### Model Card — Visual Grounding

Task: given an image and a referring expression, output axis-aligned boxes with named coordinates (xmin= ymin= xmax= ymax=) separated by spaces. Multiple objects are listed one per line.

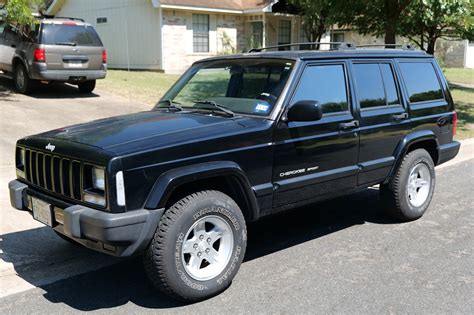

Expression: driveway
xmin=0 ymin=79 xmax=473 ymax=313
xmin=0 ymin=79 xmax=150 ymax=296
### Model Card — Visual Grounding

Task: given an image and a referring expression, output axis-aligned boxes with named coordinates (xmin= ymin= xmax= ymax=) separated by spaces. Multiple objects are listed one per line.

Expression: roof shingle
xmin=160 ymin=0 xmax=274 ymax=11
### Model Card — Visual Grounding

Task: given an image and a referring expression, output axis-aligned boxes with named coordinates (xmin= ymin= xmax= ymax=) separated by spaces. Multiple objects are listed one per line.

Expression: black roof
xmin=197 ymin=49 xmax=430 ymax=64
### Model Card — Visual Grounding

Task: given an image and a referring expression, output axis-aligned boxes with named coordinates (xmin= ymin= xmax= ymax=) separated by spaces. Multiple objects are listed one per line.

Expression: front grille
xmin=24 ymin=148 xmax=83 ymax=202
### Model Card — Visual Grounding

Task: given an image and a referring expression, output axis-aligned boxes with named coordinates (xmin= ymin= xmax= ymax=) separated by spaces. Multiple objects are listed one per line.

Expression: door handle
xmin=392 ymin=113 xmax=408 ymax=121
xmin=340 ymin=120 xmax=359 ymax=130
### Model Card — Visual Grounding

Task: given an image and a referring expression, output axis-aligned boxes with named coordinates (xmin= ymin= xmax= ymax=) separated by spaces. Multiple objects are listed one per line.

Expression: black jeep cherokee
xmin=9 ymin=46 xmax=460 ymax=302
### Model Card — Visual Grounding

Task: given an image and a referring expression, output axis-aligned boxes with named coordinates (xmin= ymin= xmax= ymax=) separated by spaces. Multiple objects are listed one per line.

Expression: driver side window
xmin=292 ymin=64 xmax=349 ymax=114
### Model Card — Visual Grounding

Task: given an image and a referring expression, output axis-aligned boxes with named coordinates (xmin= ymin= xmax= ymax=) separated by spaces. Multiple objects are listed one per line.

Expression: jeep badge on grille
xmin=45 ymin=143 xmax=55 ymax=152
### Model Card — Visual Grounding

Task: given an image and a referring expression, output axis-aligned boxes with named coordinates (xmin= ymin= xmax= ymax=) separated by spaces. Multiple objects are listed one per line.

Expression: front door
xmin=351 ymin=60 xmax=409 ymax=185
xmin=0 ymin=25 xmax=19 ymax=72
xmin=272 ymin=61 xmax=360 ymax=209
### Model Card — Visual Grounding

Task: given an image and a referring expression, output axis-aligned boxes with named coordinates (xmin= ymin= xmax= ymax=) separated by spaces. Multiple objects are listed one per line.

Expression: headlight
xmin=83 ymin=165 xmax=106 ymax=207
xmin=91 ymin=166 xmax=105 ymax=191
xmin=15 ymin=147 xmax=26 ymax=179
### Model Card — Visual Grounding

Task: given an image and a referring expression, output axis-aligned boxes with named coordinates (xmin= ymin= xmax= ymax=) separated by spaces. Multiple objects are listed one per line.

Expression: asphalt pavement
xmin=1 ymin=159 xmax=473 ymax=314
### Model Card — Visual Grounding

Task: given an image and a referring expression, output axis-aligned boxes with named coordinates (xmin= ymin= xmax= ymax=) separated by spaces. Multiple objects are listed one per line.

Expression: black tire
xmin=144 ymin=190 xmax=247 ymax=302
xmin=381 ymin=149 xmax=436 ymax=221
xmin=54 ymin=231 xmax=81 ymax=246
xmin=78 ymin=80 xmax=96 ymax=93
xmin=14 ymin=63 xmax=33 ymax=94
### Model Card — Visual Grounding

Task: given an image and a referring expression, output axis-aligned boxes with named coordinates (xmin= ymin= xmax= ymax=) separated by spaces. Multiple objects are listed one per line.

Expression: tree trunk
xmin=384 ymin=0 xmax=399 ymax=47
xmin=426 ymin=38 xmax=437 ymax=55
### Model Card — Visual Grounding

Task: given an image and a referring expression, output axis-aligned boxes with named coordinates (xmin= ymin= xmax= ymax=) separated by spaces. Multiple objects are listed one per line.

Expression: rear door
xmin=351 ymin=60 xmax=409 ymax=185
xmin=41 ymin=22 xmax=104 ymax=71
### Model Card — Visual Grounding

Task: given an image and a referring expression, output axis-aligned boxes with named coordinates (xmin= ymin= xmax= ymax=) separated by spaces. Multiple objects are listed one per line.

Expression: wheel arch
xmin=144 ymin=161 xmax=260 ymax=222
xmin=385 ymin=130 xmax=439 ymax=184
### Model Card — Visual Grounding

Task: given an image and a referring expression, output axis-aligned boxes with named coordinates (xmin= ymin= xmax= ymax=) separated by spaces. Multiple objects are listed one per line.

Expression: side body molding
xmin=144 ymin=161 xmax=260 ymax=221
xmin=385 ymin=130 xmax=439 ymax=183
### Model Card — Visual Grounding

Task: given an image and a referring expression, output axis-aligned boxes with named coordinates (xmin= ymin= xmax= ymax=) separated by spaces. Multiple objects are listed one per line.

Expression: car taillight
xmin=102 ymin=50 xmax=107 ymax=63
xmin=34 ymin=48 xmax=45 ymax=62
xmin=453 ymin=111 xmax=457 ymax=137
xmin=62 ymin=22 xmax=77 ymax=26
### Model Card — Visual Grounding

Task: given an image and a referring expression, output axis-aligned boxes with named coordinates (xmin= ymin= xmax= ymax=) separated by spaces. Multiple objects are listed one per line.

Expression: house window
xmin=193 ymin=14 xmax=209 ymax=53
xmin=250 ymin=21 xmax=263 ymax=49
xmin=96 ymin=17 xmax=107 ymax=24
xmin=278 ymin=20 xmax=291 ymax=50
xmin=331 ymin=32 xmax=344 ymax=49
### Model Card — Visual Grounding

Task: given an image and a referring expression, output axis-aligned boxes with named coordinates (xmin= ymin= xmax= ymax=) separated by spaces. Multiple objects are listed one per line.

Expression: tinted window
xmin=380 ymin=64 xmax=400 ymax=105
xmin=42 ymin=24 xmax=102 ymax=46
xmin=400 ymin=62 xmax=443 ymax=103
xmin=354 ymin=64 xmax=386 ymax=108
xmin=292 ymin=65 xmax=348 ymax=114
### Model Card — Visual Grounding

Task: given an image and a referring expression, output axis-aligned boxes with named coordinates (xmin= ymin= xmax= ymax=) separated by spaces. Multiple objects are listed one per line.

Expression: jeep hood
xmin=36 ymin=111 xmax=262 ymax=154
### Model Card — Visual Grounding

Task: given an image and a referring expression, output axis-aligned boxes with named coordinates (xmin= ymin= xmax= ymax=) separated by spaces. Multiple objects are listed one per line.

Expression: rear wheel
xmin=381 ymin=149 xmax=436 ymax=221
xmin=78 ymin=80 xmax=96 ymax=93
xmin=14 ymin=63 xmax=33 ymax=94
xmin=144 ymin=190 xmax=247 ymax=302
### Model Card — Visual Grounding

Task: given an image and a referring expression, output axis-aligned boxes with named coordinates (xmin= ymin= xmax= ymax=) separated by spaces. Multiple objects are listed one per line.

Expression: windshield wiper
xmin=55 ymin=41 xmax=77 ymax=46
xmin=193 ymin=100 xmax=235 ymax=117
xmin=156 ymin=99 xmax=183 ymax=111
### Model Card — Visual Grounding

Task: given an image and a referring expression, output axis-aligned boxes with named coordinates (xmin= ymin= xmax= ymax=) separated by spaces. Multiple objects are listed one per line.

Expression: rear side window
xmin=399 ymin=62 xmax=443 ymax=103
xmin=353 ymin=63 xmax=400 ymax=109
xmin=292 ymin=64 xmax=349 ymax=114
xmin=41 ymin=24 xmax=102 ymax=46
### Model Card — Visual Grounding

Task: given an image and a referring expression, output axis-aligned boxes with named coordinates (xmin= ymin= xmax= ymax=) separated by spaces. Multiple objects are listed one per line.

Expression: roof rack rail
xmin=41 ymin=15 xmax=85 ymax=22
xmin=356 ymin=44 xmax=415 ymax=50
xmin=248 ymin=42 xmax=356 ymax=53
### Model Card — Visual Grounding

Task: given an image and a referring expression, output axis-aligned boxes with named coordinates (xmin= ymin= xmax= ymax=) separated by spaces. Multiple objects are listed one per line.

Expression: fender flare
xmin=144 ymin=161 xmax=260 ymax=221
xmin=385 ymin=130 xmax=439 ymax=183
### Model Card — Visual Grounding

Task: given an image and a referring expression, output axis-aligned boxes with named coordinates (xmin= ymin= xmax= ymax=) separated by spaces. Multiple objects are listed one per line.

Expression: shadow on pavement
xmin=2 ymin=187 xmax=400 ymax=310
xmin=0 ymin=77 xmax=99 ymax=99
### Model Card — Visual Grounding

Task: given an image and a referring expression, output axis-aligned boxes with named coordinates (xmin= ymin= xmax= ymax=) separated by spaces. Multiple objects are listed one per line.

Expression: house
xmin=46 ymin=0 xmax=472 ymax=73
xmin=46 ymin=0 xmax=323 ymax=73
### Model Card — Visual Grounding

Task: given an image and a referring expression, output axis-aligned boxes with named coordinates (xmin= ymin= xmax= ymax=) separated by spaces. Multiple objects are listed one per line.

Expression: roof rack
xmin=38 ymin=15 xmax=85 ymax=22
xmin=352 ymin=44 xmax=415 ymax=50
xmin=248 ymin=42 xmax=356 ymax=53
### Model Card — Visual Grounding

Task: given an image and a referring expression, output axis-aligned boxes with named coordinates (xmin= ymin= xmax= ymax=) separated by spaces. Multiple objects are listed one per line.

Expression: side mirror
xmin=286 ymin=100 xmax=323 ymax=122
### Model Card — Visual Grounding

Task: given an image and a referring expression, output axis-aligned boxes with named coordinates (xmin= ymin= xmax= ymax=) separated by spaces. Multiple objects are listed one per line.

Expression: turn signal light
xmin=453 ymin=111 xmax=457 ymax=137
xmin=34 ymin=48 xmax=45 ymax=62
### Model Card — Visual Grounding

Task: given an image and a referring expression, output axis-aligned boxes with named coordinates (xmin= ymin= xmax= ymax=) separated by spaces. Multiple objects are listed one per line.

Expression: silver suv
xmin=0 ymin=16 xmax=106 ymax=94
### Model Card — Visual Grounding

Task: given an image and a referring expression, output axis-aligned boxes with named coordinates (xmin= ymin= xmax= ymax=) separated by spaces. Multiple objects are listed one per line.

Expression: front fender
xmin=144 ymin=161 xmax=259 ymax=221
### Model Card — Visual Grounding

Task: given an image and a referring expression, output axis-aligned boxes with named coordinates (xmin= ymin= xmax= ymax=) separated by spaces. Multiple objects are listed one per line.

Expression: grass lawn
xmin=443 ymin=68 xmax=474 ymax=85
xmin=97 ymin=68 xmax=474 ymax=139
xmin=97 ymin=70 xmax=180 ymax=106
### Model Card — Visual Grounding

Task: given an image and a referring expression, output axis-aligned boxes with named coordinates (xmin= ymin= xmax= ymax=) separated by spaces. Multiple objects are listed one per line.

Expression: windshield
xmin=41 ymin=24 xmax=102 ymax=46
xmin=159 ymin=59 xmax=295 ymax=117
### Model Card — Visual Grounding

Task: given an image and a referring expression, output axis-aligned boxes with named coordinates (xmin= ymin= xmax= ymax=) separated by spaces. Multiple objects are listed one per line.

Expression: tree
xmin=400 ymin=0 xmax=473 ymax=54
xmin=336 ymin=0 xmax=413 ymax=45
xmin=273 ymin=0 xmax=340 ymax=49
xmin=3 ymin=0 xmax=46 ymax=31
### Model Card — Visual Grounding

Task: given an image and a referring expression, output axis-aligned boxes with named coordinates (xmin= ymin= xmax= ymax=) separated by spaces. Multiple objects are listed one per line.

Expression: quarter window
xmin=353 ymin=63 xmax=400 ymax=109
xmin=292 ymin=64 xmax=349 ymax=114
xmin=193 ymin=14 xmax=209 ymax=53
xmin=399 ymin=62 xmax=443 ymax=103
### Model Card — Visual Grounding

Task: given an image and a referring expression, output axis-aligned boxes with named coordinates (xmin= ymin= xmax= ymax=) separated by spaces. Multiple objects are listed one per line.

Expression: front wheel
xmin=381 ymin=149 xmax=436 ymax=221
xmin=144 ymin=190 xmax=247 ymax=302
xmin=78 ymin=80 xmax=96 ymax=93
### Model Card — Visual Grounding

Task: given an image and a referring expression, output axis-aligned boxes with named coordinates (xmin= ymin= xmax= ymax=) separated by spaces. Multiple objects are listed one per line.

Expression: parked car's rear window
xmin=399 ymin=62 xmax=444 ymax=103
xmin=41 ymin=24 xmax=102 ymax=46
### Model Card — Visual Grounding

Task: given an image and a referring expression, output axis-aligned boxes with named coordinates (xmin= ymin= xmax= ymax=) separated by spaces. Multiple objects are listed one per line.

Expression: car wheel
xmin=381 ymin=149 xmax=436 ymax=221
xmin=144 ymin=190 xmax=247 ymax=302
xmin=78 ymin=80 xmax=96 ymax=93
xmin=14 ymin=63 xmax=32 ymax=94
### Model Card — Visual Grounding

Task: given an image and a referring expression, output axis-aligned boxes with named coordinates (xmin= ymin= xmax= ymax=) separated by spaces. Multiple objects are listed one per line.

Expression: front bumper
xmin=29 ymin=62 xmax=107 ymax=82
xmin=9 ymin=180 xmax=163 ymax=257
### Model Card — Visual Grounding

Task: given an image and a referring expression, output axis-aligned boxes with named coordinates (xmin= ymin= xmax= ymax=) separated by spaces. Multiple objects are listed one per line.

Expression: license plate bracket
xmin=31 ymin=197 xmax=53 ymax=227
